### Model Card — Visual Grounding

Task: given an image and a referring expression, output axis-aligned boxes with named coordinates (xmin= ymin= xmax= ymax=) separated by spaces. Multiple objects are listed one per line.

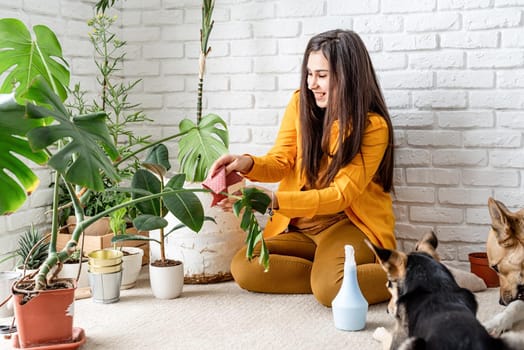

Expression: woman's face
xmin=307 ymin=50 xmax=330 ymax=108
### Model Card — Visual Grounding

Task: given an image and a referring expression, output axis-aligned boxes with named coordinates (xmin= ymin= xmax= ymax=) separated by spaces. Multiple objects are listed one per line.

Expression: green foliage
xmin=233 ymin=188 xmax=271 ymax=271
xmin=17 ymin=226 xmax=50 ymax=270
xmin=0 ymin=18 xmax=70 ymax=101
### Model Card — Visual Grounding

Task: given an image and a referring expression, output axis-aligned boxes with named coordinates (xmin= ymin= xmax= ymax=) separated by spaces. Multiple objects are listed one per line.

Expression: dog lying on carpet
xmin=482 ymin=197 xmax=524 ymax=336
xmin=367 ymin=232 xmax=523 ymax=350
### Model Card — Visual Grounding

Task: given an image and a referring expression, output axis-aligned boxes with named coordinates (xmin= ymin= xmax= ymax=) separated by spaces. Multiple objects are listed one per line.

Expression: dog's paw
xmin=484 ymin=313 xmax=512 ymax=337
xmin=373 ymin=327 xmax=389 ymax=342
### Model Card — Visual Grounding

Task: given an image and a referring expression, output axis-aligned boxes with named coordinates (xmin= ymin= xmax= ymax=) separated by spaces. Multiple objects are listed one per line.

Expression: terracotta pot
xmin=12 ymin=279 xmax=77 ymax=348
xmin=468 ymin=252 xmax=500 ymax=288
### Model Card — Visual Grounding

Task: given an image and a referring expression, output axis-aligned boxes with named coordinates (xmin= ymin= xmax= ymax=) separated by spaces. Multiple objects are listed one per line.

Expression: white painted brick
xmin=207 ymin=93 xmax=254 ymax=109
xmin=255 ymin=92 xmax=294 ymax=109
xmin=252 ymin=127 xmax=280 ymax=144
xmin=457 ymin=244 xmax=489 ymax=261
xmin=437 ymin=71 xmax=494 ymax=88
xmin=438 ymin=111 xmax=494 ymax=128
xmin=25 ymin=0 xmax=59 ymax=15
xmin=464 ymin=9 xmax=521 ymax=30
xmin=466 ymin=208 xmax=492 ymax=225
xmin=190 ymin=42 xmax=230 ymax=58
xmin=127 ymin=94 xmax=163 ymax=109
xmin=406 ymin=168 xmax=460 ymax=185
xmin=60 ymin=1 xmax=93 ymax=20
xmin=278 ymin=74 xmax=301 ymax=90
xmin=502 ymin=28 xmax=524 ymax=47
xmin=143 ymin=77 xmax=185 ymax=93
xmin=414 ymin=91 xmax=467 ymax=109
xmin=7 ymin=208 xmax=48 ymax=232
xmin=395 ymin=149 xmax=431 ymax=166
xmin=391 ymin=112 xmax=435 ymax=127
xmin=327 ymin=0 xmax=379 ymax=15
xmin=463 ymin=130 xmax=521 ymax=147
xmin=497 ymin=111 xmax=524 ymax=128
xmin=253 ymin=20 xmax=301 ymax=38
xmin=383 ymin=91 xmax=411 ymax=109
xmin=162 ymin=24 xmax=200 ymax=41
xmin=433 ymin=150 xmax=488 ymax=166
xmin=122 ymin=11 xmax=141 ymax=26
xmin=231 ymin=110 xmax=279 ymax=126
xmin=122 ymin=27 xmax=161 ymax=42
xmin=383 ymin=0 xmax=436 ymax=13
xmin=185 ymin=7 xmax=230 ymax=24
xmin=468 ymin=51 xmax=524 ymax=68
xmin=407 ymin=130 xmax=462 ymax=147
xmin=394 ymin=223 xmax=434 ymax=240
xmin=384 ymin=33 xmax=438 ymax=51
xmin=123 ymin=60 xmax=160 ymax=76
xmin=278 ymin=37 xmax=310 ymax=55
xmin=231 ymin=2 xmax=275 ymax=20
xmin=254 ymin=56 xmax=301 ymax=74
xmin=439 ymin=188 xmax=492 ymax=205
xmin=123 ymin=0 xmax=161 ymax=10
xmin=199 ymin=75 xmax=230 ymax=91
xmin=394 ymin=204 xmax=409 ymax=222
xmin=231 ymin=75 xmax=277 ymax=91
xmin=394 ymin=131 xmax=406 ymax=146
xmin=354 ymin=16 xmax=403 ymax=34
xmin=378 ymin=71 xmax=433 ymax=89
xmin=71 ymin=58 xmax=98 ymax=75
xmin=410 ymin=206 xmax=463 ymax=224
xmin=490 ymin=150 xmax=524 ymax=168
xmin=492 ymin=190 xmax=524 ymax=207
xmin=439 ymin=0 xmax=492 ymax=10
xmin=228 ymin=126 xmax=252 ymax=143
xmin=212 ymin=22 xmax=252 ymax=40
xmin=371 ymin=53 xmax=407 ymax=71
xmin=61 ymin=38 xmax=93 ymax=57
xmin=277 ymin=0 xmax=325 ymax=17
xmin=435 ymin=244 xmax=458 ymax=261
xmin=462 ymin=169 xmax=520 ymax=186
xmin=394 ymin=168 xmax=404 ymax=185
xmin=436 ymin=226 xmax=490 ymax=243
xmin=206 ymin=57 xmax=252 ymax=74
xmin=302 ymin=17 xmax=353 ymax=36
xmin=409 ymin=51 xmax=465 ymax=69
xmin=496 ymin=0 xmax=524 ymax=6
xmin=165 ymin=92 xmax=198 ymax=108
xmin=232 ymin=39 xmax=277 ymax=57
xmin=394 ymin=186 xmax=435 ymax=203
xmin=360 ymin=35 xmax=382 ymax=52
xmin=470 ymin=91 xmax=524 ymax=109
xmin=441 ymin=31 xmax=498 ymax=49
xmin=405 ymin=13 xmax=460 ymax=32
xmin=498 ymin=70 xmax=524 ymax=88
xmin=143 ymin=43 xmax=184 ymax=59
xmin=142 ymin=10 xmax=184 ymax=25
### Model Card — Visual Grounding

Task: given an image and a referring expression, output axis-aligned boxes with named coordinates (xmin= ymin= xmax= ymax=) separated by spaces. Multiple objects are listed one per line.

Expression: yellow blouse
xmin=244 ymin=90 xmax=396 ymax=249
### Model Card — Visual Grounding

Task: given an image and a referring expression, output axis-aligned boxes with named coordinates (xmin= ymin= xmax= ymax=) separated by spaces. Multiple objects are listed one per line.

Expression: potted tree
xmin=0 ymin=17 xmax=205 ymax=348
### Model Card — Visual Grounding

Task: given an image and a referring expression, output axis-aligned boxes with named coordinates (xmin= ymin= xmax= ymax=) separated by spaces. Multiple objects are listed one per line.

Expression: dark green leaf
xmin=163 ymin=190 xmax=204 ymax=232
xmin=132 ymin=214 xmax=168 ymax=231
xmin=142 ymin=144 xmax=170 ymax=177
xmin=111 ymin=233 xmax=160 ymax=245
xmin=131 ymin=169 xmax=163 ymax=216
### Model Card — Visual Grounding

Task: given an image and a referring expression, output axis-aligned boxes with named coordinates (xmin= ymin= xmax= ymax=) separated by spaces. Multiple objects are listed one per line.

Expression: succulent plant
xmin=17 ymin=226 xmax=50 ymax=270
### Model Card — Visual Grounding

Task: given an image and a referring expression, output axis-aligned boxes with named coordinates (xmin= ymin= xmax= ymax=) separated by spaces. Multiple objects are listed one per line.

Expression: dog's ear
xmin=414 ymin=231 xmax=440 ymax=261
xmin=365 ymin=240 xmax=407 ymax=280
xmin=488 ymin=197 xmax=519 ymax=247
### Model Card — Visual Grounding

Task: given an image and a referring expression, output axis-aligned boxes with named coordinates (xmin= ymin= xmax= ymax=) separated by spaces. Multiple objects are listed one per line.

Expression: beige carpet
xmin=0 ymin=268 xmax=513 ymax=349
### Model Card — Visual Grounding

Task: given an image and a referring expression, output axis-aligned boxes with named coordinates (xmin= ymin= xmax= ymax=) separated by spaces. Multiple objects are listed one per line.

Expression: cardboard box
xmin=56 ymin=228 xmax=150 ymax=266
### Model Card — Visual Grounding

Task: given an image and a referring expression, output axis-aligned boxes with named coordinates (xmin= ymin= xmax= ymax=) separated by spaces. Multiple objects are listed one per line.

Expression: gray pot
xmin=88 ymin=270 xmax=122 ymax=304
xmin=0 ymin=271 xmax=20 ymax=317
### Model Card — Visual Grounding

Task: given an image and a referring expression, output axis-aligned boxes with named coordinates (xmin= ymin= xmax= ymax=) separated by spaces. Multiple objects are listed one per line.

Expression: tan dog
xmin=483 ymin=197 xmax=524 ymax=335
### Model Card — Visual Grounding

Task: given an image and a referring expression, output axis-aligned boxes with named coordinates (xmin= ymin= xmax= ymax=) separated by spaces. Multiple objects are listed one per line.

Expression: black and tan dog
xmin=483 ymin=197 xmax=524 ymax=335
xmin=367 ymin=232 xmax=522 ymax=350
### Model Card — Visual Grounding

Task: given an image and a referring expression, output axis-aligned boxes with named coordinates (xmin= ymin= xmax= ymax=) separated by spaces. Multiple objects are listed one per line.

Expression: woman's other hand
xmin=209 ymin=154 xmax=254 ymax=177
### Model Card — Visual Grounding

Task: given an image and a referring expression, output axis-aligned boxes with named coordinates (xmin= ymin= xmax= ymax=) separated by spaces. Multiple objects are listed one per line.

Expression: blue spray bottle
xmin=332 ymin=244 xmax=368 ymax=331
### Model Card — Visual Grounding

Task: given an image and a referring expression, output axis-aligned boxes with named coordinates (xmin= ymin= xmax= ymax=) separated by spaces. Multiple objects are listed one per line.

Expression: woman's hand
xmin=209 ymin=154 xmax=254 ymax=177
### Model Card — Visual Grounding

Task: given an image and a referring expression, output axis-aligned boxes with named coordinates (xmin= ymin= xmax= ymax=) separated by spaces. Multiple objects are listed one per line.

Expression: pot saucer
xmin=12 ymin=327 xmax=85 ymax=349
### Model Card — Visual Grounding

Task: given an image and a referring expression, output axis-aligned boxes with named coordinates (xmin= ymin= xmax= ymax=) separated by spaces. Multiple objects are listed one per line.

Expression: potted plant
xmin=0 ymin=16 xmax=205 ymax=347
xmin=15 ymin=225 xmax=50 ymax=277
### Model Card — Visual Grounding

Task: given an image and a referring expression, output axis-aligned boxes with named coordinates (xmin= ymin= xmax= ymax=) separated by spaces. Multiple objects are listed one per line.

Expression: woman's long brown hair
xmin=299 ymin=29 xmax=394 ymax=192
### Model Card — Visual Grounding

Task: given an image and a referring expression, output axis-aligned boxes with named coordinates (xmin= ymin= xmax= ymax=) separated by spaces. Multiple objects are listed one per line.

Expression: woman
xmin=210 ymin=29 xmax=395 ymax=307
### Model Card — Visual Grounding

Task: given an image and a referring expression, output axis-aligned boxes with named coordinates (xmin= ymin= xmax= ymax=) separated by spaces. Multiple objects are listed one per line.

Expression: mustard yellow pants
xmin=230 ymin=219 xmax=390 ymax=307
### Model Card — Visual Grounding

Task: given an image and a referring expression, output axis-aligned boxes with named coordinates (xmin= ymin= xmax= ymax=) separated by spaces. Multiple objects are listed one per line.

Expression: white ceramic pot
xmin=149 ymin=261 xmax=183 ymax=299
xmin=0 ymin=271 xmax=20 ymax=317
xmin=150 ymin=181 xmax=246 ymax=284
xmin=57 ymin=261 xmax=89 ymax=289
xmin=121 ymin=247 xmax=144 ymax=289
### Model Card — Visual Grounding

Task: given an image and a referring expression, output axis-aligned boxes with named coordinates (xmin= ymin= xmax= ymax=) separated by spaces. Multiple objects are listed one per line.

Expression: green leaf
xmin=133 ymin=214 xmax=168 ymax=231
xmin=24 ymin=77 xmax=120 ymax=191
xmin=111 ymin=233 xmax=160 ymax=245
xmin=0 ymin=18 xmax=70 ymax=101
xmin=142 ymin=144 xmax=170 ymax=177
xmin=131 ymin=169 xmax=163 ymax=216
xmin=166 ymin=174 xmax=186 ymax=190
xmin=163 ymin=190 xmax=204 ymax=233
xmin=178 ymin=113 xmax=229 ymax=182
xmin=0 ymin=93 xmax=48 ymax=215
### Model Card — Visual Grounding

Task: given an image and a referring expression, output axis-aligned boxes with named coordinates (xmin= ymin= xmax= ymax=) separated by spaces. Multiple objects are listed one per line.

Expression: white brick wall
xmin=1 ymin=0 xmax=524 ymax=272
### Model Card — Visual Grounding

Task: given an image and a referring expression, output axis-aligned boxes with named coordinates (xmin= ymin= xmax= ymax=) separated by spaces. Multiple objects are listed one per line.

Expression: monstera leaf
xmin=24 ymin=77 xmax=119 ymax=191
xmin=0 ymin=18 xmax=69 ymax=101
xmin=178 ymin=113 xmax=228 ymax=182
xmin=0 ymin=93 xmax=48 ymax=215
